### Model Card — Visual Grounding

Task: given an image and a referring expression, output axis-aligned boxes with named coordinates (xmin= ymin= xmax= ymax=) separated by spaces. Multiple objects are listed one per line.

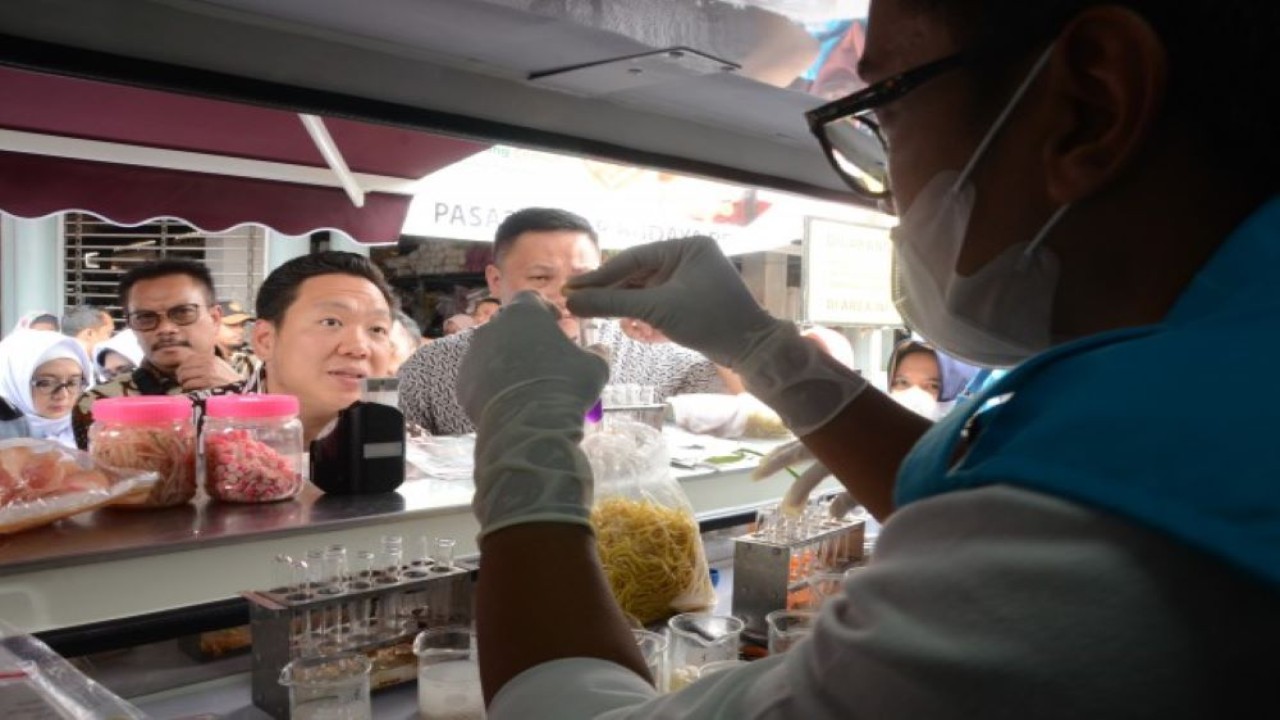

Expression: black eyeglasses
xmin=31 ymin=377 xmax=88 ymax=396
xmin=805 ymin=51 xmax=973 ymax=202
xmin=126 ymin=303 xmax=204 ymax=332
xmin=101 ymin=364 xmax=136 ymax=381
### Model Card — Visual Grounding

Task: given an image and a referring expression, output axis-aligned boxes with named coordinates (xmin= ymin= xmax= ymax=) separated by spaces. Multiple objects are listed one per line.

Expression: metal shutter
xmin=62 ymin=213 xmax=265 ymax=322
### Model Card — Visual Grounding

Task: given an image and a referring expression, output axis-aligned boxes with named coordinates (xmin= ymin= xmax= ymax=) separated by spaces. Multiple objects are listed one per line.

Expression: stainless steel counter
xmin=0 ymin=429 xmax=831 ymax=632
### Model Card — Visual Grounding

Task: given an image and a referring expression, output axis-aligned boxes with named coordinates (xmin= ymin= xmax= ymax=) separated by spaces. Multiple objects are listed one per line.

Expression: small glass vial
xmin=202 ymin=394 xmax=304 ymax=503
xmin=89 ymin=396 xmax=197 ymax=508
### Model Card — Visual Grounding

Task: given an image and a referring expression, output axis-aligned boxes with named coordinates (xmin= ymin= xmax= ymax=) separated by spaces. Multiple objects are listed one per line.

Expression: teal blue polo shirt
xmin=897 ymin=196 xmax=1280 ymax=588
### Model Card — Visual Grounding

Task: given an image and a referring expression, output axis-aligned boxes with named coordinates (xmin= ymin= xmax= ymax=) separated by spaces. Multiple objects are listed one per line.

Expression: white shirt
xmin=491 ymin=485 xmax=1280 ymax=719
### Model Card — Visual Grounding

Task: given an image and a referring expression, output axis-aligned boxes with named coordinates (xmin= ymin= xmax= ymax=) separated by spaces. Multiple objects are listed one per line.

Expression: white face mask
xmin=890 ymin=385 xmax=941 ymax=421
xmin=891 ymin=47 xmax=1071 ymax=368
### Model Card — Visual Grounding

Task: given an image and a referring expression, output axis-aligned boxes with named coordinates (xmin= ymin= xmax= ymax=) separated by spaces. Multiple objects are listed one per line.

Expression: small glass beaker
xmin=766 ymin=609 xmax=817 ymax=655
xmin=804 ymin=571 xmax=846 ymax=610
xmin=666 ymin=613 xmax=743 ymax=691
xmin=278 ymin=652 xmax=372 ymax=720
xmin=631 ymin=629 xmax=669 ymax=692
xmin=414 ymin=626 xmax=485 ymax=720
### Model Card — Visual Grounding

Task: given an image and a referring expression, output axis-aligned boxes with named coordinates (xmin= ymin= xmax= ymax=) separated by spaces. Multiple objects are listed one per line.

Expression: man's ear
xmin=484 ymin=264 xmax=502 ymax=297
xmin=251 ymin=320 xmax=277 ymax=362
xmin=1041 ymin=6 xmax=1168 ymax=204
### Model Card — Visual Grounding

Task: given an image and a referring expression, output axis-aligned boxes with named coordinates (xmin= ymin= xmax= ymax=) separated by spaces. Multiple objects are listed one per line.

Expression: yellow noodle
xmin=591 ymin=497 xmax=708 ymax=625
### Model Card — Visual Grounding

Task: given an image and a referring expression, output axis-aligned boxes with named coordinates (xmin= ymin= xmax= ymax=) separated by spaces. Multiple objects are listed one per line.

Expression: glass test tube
xmin=272 ymin=553 xmax=294 ymax=595
xmin=432 ymin=537 xmax=456 ymax=571
xmin=324 ymin=545 xmax=350 ymax=644
xmin=380 ymin=535 xmax=403 ymax=583
xmin=350 ymin=550 xmax=377 ymax=641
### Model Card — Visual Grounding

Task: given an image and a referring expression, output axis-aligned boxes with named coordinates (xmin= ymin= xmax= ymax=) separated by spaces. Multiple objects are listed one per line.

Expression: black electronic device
xmin=309 ymin=379 xmax=406 ymax=494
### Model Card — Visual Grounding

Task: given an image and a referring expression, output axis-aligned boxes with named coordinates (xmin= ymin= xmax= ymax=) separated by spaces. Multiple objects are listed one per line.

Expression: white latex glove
xmin=456 ymin=291 xmax=609 ymax=538
xmin=753 ymin=439 xmax=857 ymax=519
xmin=567 ymin=236 xmax=867 ymax=437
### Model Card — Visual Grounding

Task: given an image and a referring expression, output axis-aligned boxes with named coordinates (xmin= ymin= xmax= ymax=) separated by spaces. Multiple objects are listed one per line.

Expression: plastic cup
xmin=766 ymin=609 xmax=817 ymax=655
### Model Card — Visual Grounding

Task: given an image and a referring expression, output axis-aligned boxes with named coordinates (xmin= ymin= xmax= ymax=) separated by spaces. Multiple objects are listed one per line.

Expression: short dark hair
xmin=908 ymin=0 xmax=1280 ymax=189
xmin=61 ymin=305 xmax=110 ymax=337
xmin=474 ymin=297 xmax=501 ymax=309
xmin=255 ymin=251 xmax=399 ymax=325
xmin=118 ymin=259 xmax=216 ymax=310
xmin=494 ymin=208 xmax=599 ymax=265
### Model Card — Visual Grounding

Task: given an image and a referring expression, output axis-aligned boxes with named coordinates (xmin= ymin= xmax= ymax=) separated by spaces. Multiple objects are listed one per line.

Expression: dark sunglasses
xmin=126 ymin=303 xmax=205 ymax=332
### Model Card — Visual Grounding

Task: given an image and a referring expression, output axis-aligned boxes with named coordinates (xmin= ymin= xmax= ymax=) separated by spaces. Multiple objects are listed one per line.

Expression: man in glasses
xmin=453 ymin=1 xmax=1279 ymax=718
xmin=72 ymin=259 xmax=241 ymax=449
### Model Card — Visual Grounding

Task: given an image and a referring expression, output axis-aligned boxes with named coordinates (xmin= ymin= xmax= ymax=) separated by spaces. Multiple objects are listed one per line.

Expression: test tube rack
xmin=244 ymin=561 xmax=473 ymax=720
xmin=731 ymin=516 xmax=864 ymax=642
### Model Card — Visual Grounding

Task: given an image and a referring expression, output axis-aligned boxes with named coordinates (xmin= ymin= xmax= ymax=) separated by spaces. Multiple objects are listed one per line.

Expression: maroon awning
xmin=0 ymin=65 xmax=487 ymax=243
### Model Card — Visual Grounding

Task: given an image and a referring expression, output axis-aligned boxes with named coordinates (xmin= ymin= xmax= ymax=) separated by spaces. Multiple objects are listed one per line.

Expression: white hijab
xmin=0 ymin=330 xmax=93 ymax=447
xmin=94 ymin=329 xmax=144 ymax=368
xmin=10 ymin=309 xmax=59 ymax=334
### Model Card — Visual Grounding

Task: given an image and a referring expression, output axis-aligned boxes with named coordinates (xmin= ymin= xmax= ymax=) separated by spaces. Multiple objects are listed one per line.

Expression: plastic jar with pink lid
xmin=202 ymin=394 xmax=304 ymax=503
xmin=89 ymin=395 xmax=197 ymax=508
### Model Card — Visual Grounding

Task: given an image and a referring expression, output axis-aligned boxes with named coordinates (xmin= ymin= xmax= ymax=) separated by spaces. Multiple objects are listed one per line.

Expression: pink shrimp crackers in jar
xmin=202 ymin=394 xmax=304 ymax=503
xmin=89 ymin=396 xmax=198 ymax=508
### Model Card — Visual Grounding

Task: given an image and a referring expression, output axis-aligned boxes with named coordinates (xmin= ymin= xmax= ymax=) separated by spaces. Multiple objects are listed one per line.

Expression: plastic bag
xmin=0 ymin=438 xmax=158 ymax=534
xmin=0 ymin=620 xmax=149 ymax=719
xmin=584 ymin=420 xmax=716 ymax=625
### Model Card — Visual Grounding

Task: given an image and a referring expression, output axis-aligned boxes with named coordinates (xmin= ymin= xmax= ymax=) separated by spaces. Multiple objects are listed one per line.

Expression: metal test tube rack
xmin=245 ymin=560 xmax=473 ymax=720
xmin=732 ymin=515 xmax=865 ymax=642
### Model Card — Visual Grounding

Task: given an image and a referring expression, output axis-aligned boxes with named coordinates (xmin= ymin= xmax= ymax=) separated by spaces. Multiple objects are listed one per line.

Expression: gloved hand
xmin=567 ymin=236 xmax=868 ymax=436
xmin=753 ymin=439 xmax=858 ymax=519
xmin=456 ymin=291 xmax=609 ymax=538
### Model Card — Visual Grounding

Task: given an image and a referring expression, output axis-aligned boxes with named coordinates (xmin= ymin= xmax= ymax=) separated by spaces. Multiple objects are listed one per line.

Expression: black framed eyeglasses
xmin=31 ymin=377 xmax=89 ymax=396
xmin=126 ymin=303 xmax=204 ymax=332
xmin=805 ymin=51 xmax=973 ymax=202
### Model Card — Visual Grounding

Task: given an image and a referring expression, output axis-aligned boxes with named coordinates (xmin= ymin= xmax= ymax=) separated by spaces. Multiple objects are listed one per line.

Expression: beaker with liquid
xmin=278 ymin=652 xmax=372 ymax=720
xmin=414 ymin=626 xmax=485 ymax=720
xmin=666 ymin=613 xmax=743 ymax=691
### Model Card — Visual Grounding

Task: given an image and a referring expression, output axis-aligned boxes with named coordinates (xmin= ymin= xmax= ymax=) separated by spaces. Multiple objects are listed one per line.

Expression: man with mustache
xmin=72 ymin=259 xmax=240 ymax=449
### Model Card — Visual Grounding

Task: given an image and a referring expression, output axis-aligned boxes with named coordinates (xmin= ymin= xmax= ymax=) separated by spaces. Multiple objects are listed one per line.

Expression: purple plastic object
xmin=585 ymin=399 xmax=603 ymax=424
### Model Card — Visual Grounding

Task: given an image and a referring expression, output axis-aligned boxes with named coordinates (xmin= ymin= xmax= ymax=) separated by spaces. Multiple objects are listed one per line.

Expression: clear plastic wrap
xmin=0 ymin=620 xmax=149 ymax=719
xmin=0 ymin=438 xmax=158 ymax=535
xmin=584 ymin=421 xmax=717 ymax=625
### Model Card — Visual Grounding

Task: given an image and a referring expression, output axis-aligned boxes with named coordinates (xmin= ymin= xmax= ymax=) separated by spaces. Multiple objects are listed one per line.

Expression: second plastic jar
xmin=89 ymin=395 xmax=198 ymax=508
xmin=203 ymin=394 xmax=304 ymax=503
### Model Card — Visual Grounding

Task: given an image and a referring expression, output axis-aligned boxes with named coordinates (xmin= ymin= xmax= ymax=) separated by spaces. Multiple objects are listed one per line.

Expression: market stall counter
xmin=0 ymin=427 xmax=826 ymax=634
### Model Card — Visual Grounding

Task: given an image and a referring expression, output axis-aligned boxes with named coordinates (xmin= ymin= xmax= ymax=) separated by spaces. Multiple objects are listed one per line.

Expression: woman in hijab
xmin=887 ymin=339 xmax=980 ymax=420
xmin=0 ymin=330 xmax=93 ymax=447
xmin=92 ymin=329 xmax=144 ymax=383
xmin=10 ymin=310 xmax=60 ymax=334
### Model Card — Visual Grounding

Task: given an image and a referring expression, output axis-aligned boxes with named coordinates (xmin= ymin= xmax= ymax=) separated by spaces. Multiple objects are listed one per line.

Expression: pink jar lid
xmin=93 ymin=396 xmax=192 ymax=424
xmin=206 ymin=393 xmax=299 ymax=419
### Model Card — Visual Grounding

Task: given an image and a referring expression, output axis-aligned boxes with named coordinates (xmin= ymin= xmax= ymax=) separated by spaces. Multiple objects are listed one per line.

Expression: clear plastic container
xmin=89 ymin=395 xmax=197 ymax=508
xmin=202 ymin=394 xmax=304 ymax=503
